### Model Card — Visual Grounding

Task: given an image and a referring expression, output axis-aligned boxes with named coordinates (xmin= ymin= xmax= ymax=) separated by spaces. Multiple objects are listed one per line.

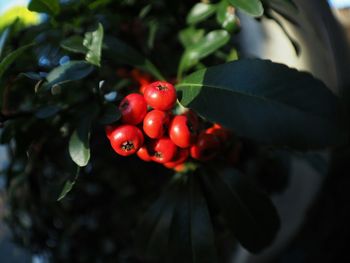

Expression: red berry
xmin=119 ymin=93 xmax=147 ymax=125
xmin=206 ymin=123 xmax=231 ymax=144
xmin=164 ymin=148 xmax=189 ymax=169
xmin=190 ymin=133 xmax=220 ymax=161
xmin=144 ymin=81 xmax=177 ymax=111
xmin=169 ymin=113 xmax=198 ymax=148
xmin=149 ymin=137 xmax=177 ymax=163
xmin=143 ymin=110 xmax=170 ymax=139
xmin=137 ymin=145 xmax=152 ymax=162
xmin=110 ymin=125 xmax=144 ymax=156
xmin=105 ymin=125 xmax=117 ymax=140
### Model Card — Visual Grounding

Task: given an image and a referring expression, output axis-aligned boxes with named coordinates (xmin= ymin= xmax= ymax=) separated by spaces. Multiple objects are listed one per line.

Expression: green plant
xmin=0 ymin=0 xmax=346 ymax=262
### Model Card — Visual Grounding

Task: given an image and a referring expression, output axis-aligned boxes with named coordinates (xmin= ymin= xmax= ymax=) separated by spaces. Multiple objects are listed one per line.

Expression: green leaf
xmin=179 ymin=30 xmax=230 ymax=75
xmin=228 ymin=0 xmax=264 ymax=17
xmin=83 ymin=23 xmax=104 ymax=67
xmin=98 ymin=103 xmax=121 ymax=125
xmin=167 ymin=176 xmax=218 ymax=263
xmin=61 ymin=36 xmax=88 ymax=54
xmin=179 ymin=27 xmax=205 ymax=48
xmin=136 ymin=183 xmax=178 ymax=260
xmin=35 ymin=105 xmax=61 ymax=119
xmin=104 ymin=36 xmax=164 ymax=80
xmin=177 ymin=59 xmax=344 ymax=150
xmin=202 ymin=168 xmax=280 ymax=253
xmin=45 ymin=60 xmax=94 ymax=88
xmin=57 ymin=181 xmax=75 ymax=201
xmin=216 ymin=1 xmax=239 ymax=32
xmin=68 ymin=107 xmax=97 ymax=167
xmin=189 ymin=176 xmax=218 ymax=263
xmin=20 ymin=72 xmax=43 ymax=80
xmin=0 ymin=27 xmax=10 ymax=59
xmin=0 ymin=43 xmax=34 ymax=79
xmin=57 ymin=167 xmax=80 ymax=201
xmin=263 ymin=0 xmax=298 ymax=11
xmin=187 ymin=3 xmax=217 ymax=25
xmin=28 ymin=0 xmax=60 ymax=16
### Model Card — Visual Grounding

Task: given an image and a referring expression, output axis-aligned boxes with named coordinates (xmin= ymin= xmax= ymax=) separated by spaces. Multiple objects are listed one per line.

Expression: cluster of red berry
xmin=105 ymin=81 xmax=232 ymax=171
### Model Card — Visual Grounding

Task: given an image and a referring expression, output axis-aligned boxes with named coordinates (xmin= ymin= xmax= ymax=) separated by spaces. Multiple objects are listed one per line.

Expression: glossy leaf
xmin=83 ymin=23 xmax=104 ymax=67
xmin=68 ymin=106 xmax=97 ymax=167
xmin=189 ymin=176 xmax=218 ymax=263
xmin=20 ymin=72 xmax=43 ymax=80
xmin=179 ymin=27 xmax=205 ymax=48
xmin=45 ymin=60 xmax=94 ymax=88
xmin=264 ymin=0 xmax=298 ymax=11
xmin=104 ymin=36 xmax=164 ymax=80
xmin=202 ymin=168 xmax=280 ymax=253
xmin=177 ymin=59 xmax=344 ymax=150
xmin=179 ymin=30 xmax=230 ymax=74
xmin=167 ymin=176 xmax=217 ymax=263
xmin=0 ymin=27 xmax=10 ymax=58
xmin=136 ymin=183 xmax=178 ymax=260
xmin=228 ymin=0 xmax=264 ymax=17
xmin=0 ymin=43 xmax=34 ymax=79
xmin=61 ymin=36 xmax=88 ymax=54
xmin=138 ymin=176 xmax=217 ymax=262
xmin=28 ymin=0 xmax=60 ymax=16
xmin=187 ymin=3 xmax=217 ymax=25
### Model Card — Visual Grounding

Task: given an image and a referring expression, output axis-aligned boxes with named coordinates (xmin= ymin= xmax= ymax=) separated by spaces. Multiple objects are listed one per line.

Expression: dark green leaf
xmin=136 ymin=182 xmax=178 ymax=260
xmin=177 ymin=59 xmax=344 ymax=150
xmin=179 ymin=30 xmax=230 ymax=75
xmin=61 ymin=36 xmax=88 ymax=54
xmin=68 ymin=106 xmax=98 ymax=167
xmin=57 ymin=180 xmax=75 ymax=201
xmin=57 ymin=167 xmax=80 ymax=201
xmin=228 ymin=0 xmax=264 ymax=17
xmin=187 ymin=3 xmax=217 ymax=25
xmin=0 ymin=28 xmax=10 ymax=59
xmin=167 ymin=179 xmax=192 ymax=263
xmin=179 ymin=27 xmax=205 ymax=48
xmin=0 ymin=43 xmax=34 ymax=79
xmin=35 ymin=105 xmax=60 ymax=119
xmin=45 ymin=60 xmax=94 ymax=88
xmin=98 ymin=103 xmax=121 ymax=125
xmin=83 ymin=23 xmax=104 ymax=67
xmin=189 ymin=176 xmax=218 ymax=263
xmin=20 ymin=72 xmax=43 ymax=81
xmin=202 ymin=168 xmax=280 ymax=253
xmin=263 ymin=0 xmax=298 ymax=11
xmin=35 ymin=105 xmax=61 ymax=119
xmin=28 ymin=0 xmax=60 ymax=16
xmin=104 ymin=36 xmax=164 ymax=80
xmin=88 ymin=0 xmax=113 ymax=10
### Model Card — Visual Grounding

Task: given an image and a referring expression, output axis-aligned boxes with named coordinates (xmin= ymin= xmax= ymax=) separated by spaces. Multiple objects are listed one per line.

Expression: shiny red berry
xmin=169 ymin=113 xmax=198 ymax=148
xmin=119 ymin=93 xmax=147 ymax=125
xmin=105 ymin=125 xmax=117 ymax=140
xmin=190 ymin=133 xmax=220 ymax=161
xmin=143 ymin=110 xmax=170 ymax=139
xmin=137 ymin=145 xmax=152 ymax=162
xmin=164 ymin=148 xmax=189 ymax=169
xmin=110 ymin=125 xmax=144 ymax=156
xmin=144 ymin=81 xmax=177 ymax=111
xmin=149 ymin=137 xmax=177 ymax=163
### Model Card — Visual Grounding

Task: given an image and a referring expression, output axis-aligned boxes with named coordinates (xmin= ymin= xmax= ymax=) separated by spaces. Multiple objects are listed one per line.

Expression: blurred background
xmin=0 ymin=0 xmax=350 ymax=263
